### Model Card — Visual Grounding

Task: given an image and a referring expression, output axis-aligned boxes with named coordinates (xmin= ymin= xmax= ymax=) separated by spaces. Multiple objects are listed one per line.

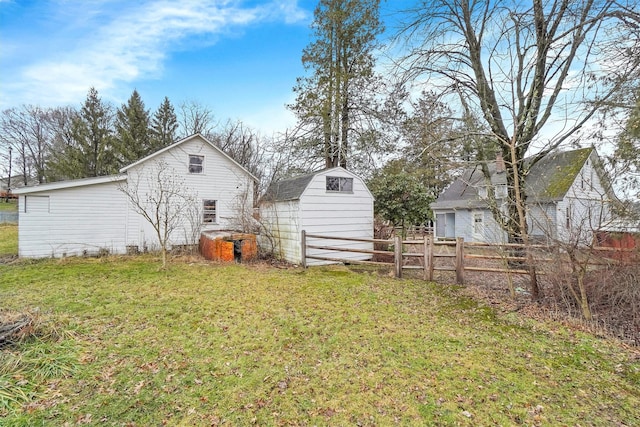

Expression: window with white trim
xmin=326 ymin=176 xmax=353 ymax=192
xmin=189 ymin=155 xmax=204 ymax=174
xmin=495 ymin=184 xmax=507 ymax=199
xmin=203 ymin=199 xmax=217 ymax=223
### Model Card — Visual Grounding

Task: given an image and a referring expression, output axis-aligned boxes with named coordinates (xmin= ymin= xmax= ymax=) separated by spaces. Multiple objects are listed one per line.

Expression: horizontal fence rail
xmin=301 ymin=230 xmax=636 ymax=285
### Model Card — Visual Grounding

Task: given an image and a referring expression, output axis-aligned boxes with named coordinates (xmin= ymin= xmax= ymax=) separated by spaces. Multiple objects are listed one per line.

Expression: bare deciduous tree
xmin=0 ymin=105 xmax=51 ymax=185
xmin=118 ymin=160 xmax=199 ymax=269
xmin=399 ymin=0 xmax=640 ymax=298
xmin=178 ymin=100 xmax=217 ymax=138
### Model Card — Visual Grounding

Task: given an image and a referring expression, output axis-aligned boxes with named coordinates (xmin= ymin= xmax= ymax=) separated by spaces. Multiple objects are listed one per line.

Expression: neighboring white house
xmin=13 ymin=134 xmax=257 ymax=258
xmin=260 ymin=167 xmax=374 ymax=265
xmin=431 ymin=148 xmax=614 ymax=244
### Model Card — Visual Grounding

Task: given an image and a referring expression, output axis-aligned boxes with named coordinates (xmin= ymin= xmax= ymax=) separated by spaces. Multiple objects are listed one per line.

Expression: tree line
xmin=283 ymin=0 xmax=640 ymax=232
xmin=2 ymin=0 xmax=639 ymax=237
xmin=0 ymin=88 xmax=273 ymax=194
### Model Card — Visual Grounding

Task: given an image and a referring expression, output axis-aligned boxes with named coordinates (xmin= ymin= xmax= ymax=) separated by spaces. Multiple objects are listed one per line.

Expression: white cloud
xmin=1 ymin=0 xmax=308 ymax=107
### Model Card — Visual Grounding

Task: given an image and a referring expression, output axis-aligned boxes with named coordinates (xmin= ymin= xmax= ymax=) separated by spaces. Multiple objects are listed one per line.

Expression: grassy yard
xmin=0 ymin=224 xmax=18 ymax=257
xmin=0 ymin=199 xmax=18 ymax=212
xmin=0 ymin=233 xmax=639 ymax=425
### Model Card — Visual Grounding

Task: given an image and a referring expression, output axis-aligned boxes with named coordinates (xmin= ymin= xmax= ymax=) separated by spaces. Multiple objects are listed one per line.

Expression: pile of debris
xmin=0 ymin=311 xmax=34 ymax=348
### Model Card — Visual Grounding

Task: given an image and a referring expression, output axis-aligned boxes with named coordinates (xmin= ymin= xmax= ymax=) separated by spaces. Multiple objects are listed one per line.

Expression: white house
xmin=260 ymin=167 xmax=374 ymax=265
xmin=431 ymin=148 xmax=614 ymax=244
xmin=13 ymin=134 xmax=257 ymax=258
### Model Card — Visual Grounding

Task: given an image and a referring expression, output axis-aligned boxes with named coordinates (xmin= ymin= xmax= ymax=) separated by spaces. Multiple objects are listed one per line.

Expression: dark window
xmin=203 ymin=199 xmax=217 ymax=223
xmin=189 ymin=155 xmax=204 ymax=173
xmin=326 ymin=176 xmax=353 ymax=192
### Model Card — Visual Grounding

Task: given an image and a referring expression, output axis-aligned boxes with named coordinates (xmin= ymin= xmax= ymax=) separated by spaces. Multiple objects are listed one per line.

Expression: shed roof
xmin=432 ymin=147 xmax=595 ymax=210
xmin=261 ymin=167 xmax=365 ymax=202
xmin=262 ymin=172 xmax=316 ymax=202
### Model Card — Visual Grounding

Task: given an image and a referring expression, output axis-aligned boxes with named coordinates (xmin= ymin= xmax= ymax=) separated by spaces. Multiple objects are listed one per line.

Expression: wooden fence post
xmin=394 ymin=234 xmax=403 ymax=278
xmin=455 ymin=237 xmax=464 ymax=284
xmin=301 ymin=230 xmax=307 ymax=268
xmin=424 ymin=237 xmax=434 ymax=281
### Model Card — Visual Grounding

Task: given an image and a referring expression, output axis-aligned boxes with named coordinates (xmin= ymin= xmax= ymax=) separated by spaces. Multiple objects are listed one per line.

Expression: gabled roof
xmin=525 ymin=147 xmax=592 ymax=200
xmin=262 ymin=167 xmax=363 ymax=202
xmin=13 ymin=174 xmax=127 ymax=195
xmin=120 ymin=133 xmax=259 ymax=182
xmin=432 ymin=147 xmax=595 ymax=210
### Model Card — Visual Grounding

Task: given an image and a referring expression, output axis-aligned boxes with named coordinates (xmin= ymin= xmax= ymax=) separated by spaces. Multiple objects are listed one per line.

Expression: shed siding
xmin=124 ymin=136 xmax=255 ymax=250
xmin=18 ymin=181 xmax=128 ymax=258
xmin=300 ymin=171 xmax=373 ymax=266
xmin=259 ymin=200 xmax=302 ymax=263
xmin=260 ymin=167 xmax=374 ymax=265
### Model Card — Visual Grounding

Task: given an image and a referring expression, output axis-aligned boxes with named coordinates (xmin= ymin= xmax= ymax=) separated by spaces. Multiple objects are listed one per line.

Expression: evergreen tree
xmin=63 ymin=87 xmax=117 ymax=178
xmin=289 ymin=0 xmax=383 ymax=169
xmin=115 ymin=89 xmax=151 ymax=166
xmin=150 ymin=97 xmax=178 ymax=151
xmin=369 ymin=170 xmax=434 ymax=234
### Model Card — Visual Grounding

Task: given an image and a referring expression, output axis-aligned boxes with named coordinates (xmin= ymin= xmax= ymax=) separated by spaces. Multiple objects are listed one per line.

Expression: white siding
xmin=528 ymin=203 xmax=557 ymax=242
xmin=556 ymin=152 xmax=612 ymax=244
xmin=16 ymin=135 xmax=257 ymax=258
xmin=18 ymin=181 xmax=128 ymax=258
xmin=260 ymin=167 xmax=374 ymax=266
xmin=300 ymin=170 xmax=373 ymax=266
xmin=259 ymin=200 xmax=302 ymax=263
xmin=124 ymin=136 xmax=255 ymax=250
xmin=447 ymin=209 xmax=506 ymax=244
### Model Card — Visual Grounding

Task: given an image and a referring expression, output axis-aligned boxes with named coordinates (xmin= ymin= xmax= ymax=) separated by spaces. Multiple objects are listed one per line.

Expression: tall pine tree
xmin=289 ymin=0 xmax=383 ymax=169
xmin=63 ymin=87 xmax=117 ymax=178
xmin=115 ymin=89 xmax=151 ymax=166
xmin=150 ymin=96 xmax=178 ymax=151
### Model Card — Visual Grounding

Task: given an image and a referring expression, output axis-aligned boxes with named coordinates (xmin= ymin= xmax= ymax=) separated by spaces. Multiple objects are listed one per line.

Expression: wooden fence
xmin=301 ymin=230 xmax=634 ymax=284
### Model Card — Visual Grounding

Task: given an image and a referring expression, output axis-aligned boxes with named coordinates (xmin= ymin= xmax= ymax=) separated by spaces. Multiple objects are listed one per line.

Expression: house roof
xmin=261 ymin=167 xmax=363 ymax=202
xmin=12 ymin=174 xmax=127 ymax=195
xmin=120 ymin=133 xmax=259 ymax=182
xmin=432 ymin=147 xmax=595 ymax=210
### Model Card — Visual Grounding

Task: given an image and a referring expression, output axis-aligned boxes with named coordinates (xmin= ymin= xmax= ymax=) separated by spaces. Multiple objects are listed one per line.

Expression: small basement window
xmin=189 ymin=155 xmax=204 ymax=174
xmin=326 ymin=176 xmax=353 ymax=192
xmin=203 ymin=199 xmax=217 ymax=223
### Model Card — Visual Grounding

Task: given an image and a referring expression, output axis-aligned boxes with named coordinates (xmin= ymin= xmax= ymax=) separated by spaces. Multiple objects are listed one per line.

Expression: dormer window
xmin=495 ymin=184 xmax=507 ymax=198
xmin=189 ymin=155 xmax=204 ymax=174
xmin=478 ymin=186 xmax=488 ymax=198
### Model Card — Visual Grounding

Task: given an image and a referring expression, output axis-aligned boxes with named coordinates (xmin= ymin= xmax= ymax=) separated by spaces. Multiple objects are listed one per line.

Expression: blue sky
xmin=1 ymin=0 xmax=379 ymax=135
